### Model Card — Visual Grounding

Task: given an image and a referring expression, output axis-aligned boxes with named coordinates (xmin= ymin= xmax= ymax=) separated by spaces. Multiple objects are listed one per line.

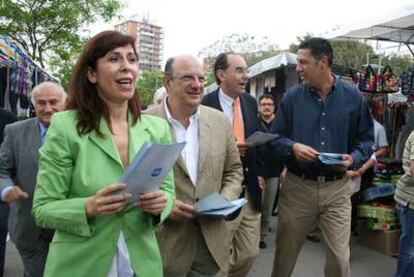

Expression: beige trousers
xmin=221 ymin=192 xmax=261 ymax=277
xmin=163 ymin=223 xmax=220 ymax=277
xmin=271 ymin=172 xmax=354 ymax=277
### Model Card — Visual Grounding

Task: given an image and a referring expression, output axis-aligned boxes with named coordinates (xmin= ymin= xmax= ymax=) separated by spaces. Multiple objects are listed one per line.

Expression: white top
xmin=370 ymin=119 xmax=388 ymax=160
xmin=164 ymin=100 xmax=199 ymax=185
xmin=373 ymin=119 xmax=388 ymax=149
xmin=107 ymin=232 xmax=134 ymax=277
xmin=218 ymin=89 xmax=244 ymax=127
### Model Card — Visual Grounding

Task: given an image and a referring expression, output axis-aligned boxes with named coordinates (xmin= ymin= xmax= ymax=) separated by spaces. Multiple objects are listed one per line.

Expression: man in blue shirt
xmin=271 ymin=37 xmax=373 ymax=277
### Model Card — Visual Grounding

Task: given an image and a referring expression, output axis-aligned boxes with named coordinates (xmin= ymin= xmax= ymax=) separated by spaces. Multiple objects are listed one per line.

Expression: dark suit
xmin=0 ymin=118 xmax=53 ymax=277
xmin=202 ymin=88 xmax=263 ymax=276
xmin=202 ymin=89 xmax=263 ymax=210
xmin=0 ymin=109 xmax=17 ymax=277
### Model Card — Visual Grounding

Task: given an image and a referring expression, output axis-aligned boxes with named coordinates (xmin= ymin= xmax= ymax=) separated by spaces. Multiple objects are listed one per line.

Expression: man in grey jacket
xmin=0 ymin=108 xmax=17 ymax=277
xmin=0 ymin=82 xmax=65 ymax=277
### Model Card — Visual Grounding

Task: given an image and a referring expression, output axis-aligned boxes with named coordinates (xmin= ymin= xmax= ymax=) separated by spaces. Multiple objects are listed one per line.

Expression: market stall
xmin=323 ymin=4 xmax=414 ymax=256
xmin=0 ymin=35 xmax=55 ymax=116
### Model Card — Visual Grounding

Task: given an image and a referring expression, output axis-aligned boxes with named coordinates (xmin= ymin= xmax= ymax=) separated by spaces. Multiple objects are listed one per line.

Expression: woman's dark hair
xmin=66 ymin=30 xmax=141 ymax=137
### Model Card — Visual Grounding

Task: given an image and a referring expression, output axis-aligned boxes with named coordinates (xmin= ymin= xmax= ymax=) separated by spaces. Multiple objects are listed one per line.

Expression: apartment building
xmin=115 ymin=19 xmax=163 ymax=74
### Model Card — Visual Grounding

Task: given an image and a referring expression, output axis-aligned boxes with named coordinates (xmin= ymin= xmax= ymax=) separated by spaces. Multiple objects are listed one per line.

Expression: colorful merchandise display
xmin=0 ymin=35 xmax=54 ymax=115
xmin=354 ymin=64 xmax=400 ymax=93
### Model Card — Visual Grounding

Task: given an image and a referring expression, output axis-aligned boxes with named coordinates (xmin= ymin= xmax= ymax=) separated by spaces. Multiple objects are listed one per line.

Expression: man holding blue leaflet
xmin=146 ymin=55 xmax=243 ymax=277
xmin=271 ymin=37 xmax=374 ymax=277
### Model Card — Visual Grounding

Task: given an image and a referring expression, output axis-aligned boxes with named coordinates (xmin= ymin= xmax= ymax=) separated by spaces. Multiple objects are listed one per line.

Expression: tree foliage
xmin=198 ymin=33 xmax=281 ymax=85
xmin=290 ymin=35 xmax=412 ymax=76
xmin=0 ymin=0 xmax=122 ymax=87
xmin=289 ymin=35 xmax=380 ymax=71
xmin=198 ymin=33 xmax=277 ymax=58
xmin=137 ymin=70 xmax=163 ymax=107
xmin=378 ymin=54 xmax=413 ymax=76
xmin=331 ymin=41 xmax=374 ymax=70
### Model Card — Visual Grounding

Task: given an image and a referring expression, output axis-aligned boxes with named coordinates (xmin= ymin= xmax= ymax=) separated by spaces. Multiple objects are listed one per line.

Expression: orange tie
xmin=233 ymin=98 xmax=244 ymax=142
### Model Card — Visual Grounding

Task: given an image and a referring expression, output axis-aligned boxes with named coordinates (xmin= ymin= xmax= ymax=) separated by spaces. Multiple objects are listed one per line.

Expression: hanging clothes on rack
xmin=0 ymin=35 xmax=55 ymax=116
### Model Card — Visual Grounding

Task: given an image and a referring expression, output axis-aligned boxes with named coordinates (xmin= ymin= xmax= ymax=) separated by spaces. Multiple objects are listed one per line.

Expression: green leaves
xmin=137 ymin=70 xmax=163 ymax=107
xmin=0 ymin=0 xmax=123 ymax=86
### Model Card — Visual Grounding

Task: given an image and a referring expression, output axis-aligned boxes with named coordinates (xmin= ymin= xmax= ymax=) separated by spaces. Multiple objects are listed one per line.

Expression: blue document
xmin=245 ymin=131 xmax=279 ymax=147
xmin=195 ymin=192 xmax=247 ymax=216
xmin=120 ymin=141 xmax=185 ymax=202
xmin=318 ymin=152 xmax=348 ymax=166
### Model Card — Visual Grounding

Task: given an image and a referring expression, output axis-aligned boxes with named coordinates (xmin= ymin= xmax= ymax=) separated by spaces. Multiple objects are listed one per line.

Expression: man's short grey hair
xmin=31 ymin=81 xmax=67 ymax=105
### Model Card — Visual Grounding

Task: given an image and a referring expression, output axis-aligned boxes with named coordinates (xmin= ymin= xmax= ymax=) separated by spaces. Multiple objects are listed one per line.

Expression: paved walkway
xmin=4 ymin=218 xmax=397 ymax=277
xmin=249 ymin=218 xmax=397 ymax=277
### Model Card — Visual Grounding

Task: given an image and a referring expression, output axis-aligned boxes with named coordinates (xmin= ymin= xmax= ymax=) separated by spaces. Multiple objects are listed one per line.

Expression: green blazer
xmin=33 ymin=110 xmax=175 ymax=277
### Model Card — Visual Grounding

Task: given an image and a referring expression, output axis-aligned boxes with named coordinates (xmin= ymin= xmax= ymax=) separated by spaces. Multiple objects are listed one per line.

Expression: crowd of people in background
xmin=0 ymin=31 xmax=413 ymax=277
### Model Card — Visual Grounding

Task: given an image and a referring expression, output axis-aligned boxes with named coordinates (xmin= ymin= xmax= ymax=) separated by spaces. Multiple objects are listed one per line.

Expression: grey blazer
xmin=0 ymin=118 xmax=53 ymax=250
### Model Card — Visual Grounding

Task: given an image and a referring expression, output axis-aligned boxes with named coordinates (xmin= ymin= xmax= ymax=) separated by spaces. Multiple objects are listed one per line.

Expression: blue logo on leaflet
xmin=151 ymin=168 xmax=162 ymax=177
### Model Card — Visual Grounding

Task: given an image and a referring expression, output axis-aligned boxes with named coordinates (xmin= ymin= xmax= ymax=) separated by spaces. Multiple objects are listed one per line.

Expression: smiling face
xmin=163 ymin=56 xmax=205 ymax=109
xmin=87 ymin=44 xmax=138 ymax=105
xmin=217 ymin=54 xmax=249 ymax=98
xmin=33 ymin=82 xmax=65 ymax=126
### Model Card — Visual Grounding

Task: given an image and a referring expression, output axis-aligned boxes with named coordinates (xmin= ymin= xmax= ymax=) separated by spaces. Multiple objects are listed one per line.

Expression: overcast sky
xmin=92 ymin=0 xmax=413 ymax=64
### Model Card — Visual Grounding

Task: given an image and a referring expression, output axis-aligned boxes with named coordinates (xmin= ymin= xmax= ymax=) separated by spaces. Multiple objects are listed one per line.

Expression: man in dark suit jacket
xmin=0 ymin=82 xmax=65 ymax=277
xmin=0 ymin=109 xmax=17 ymax=277
xmin=202 ymin=53 xmax=264 ymax=276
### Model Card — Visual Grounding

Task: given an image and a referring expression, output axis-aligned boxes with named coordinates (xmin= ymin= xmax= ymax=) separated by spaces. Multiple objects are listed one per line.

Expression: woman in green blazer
xmin=32 ymin=31 xmax=175 ymax=277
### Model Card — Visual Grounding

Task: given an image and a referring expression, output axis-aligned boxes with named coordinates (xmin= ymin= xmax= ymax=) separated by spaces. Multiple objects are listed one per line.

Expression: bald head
xmin=163 ymin=55 xmax=205 ymax=112
xmin=31 ymin=82 xmax=66 ymax=105
xmin=164 ymin=55 xmax=203 ymax=78
xmin=31 ymin=81 xmax=66 ymax=126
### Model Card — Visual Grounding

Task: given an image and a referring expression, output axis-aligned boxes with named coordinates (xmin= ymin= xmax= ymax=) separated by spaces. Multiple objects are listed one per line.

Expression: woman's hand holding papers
xmin=169 ymin=200 xmax=197 ymax=220
xmin=135 ymin=189 xmax=168 ymax=216
xmin=85 ymin=183 xmax=131 ymax=218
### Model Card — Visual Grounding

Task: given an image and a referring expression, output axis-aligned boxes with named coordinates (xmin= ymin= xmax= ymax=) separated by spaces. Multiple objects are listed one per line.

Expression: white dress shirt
xmin=164 ymin=100 xmax=199 ymax=185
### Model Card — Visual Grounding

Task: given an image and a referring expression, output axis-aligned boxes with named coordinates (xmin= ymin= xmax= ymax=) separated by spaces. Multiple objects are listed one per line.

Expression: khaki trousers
xmin=163 ymin=223 xmax=220 ymax=277
xmin=222 ymin=192 xmax=261 ymax=277
xmin=271 ymin=172 xmax=354 ymax=277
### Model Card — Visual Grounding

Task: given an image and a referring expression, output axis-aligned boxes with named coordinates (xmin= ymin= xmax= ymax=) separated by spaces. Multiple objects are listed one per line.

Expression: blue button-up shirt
xmin=39 ymin=121 xmax=48 ymax=145
xmin=272 ymin=76 xmax=374 ymax=175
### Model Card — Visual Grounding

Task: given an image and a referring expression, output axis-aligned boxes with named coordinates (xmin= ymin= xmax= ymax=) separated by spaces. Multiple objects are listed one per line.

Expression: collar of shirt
xmin=163 ymin=98 xmax=200 ymax=127
xmin=163 ymin=98 xmax=200 ymax=185
xmin=219 ymin=88 xmax=240 ymax=124
xmin=308 ymin=74 xmax=338 ymax=97
xmin=38 ymin=121 xmax=48 ymax=143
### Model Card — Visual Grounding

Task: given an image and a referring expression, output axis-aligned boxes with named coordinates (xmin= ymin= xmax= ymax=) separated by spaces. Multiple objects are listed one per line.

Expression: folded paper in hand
xmin=195 ymin=192 xmax=247 ymax=216
xmin=245 ymin=131 xmax=279 ymax=147
xmin=318 ymin=152 xmax=347 ymax=166
xmin=120 ymin=141 xmax=185 ymax=202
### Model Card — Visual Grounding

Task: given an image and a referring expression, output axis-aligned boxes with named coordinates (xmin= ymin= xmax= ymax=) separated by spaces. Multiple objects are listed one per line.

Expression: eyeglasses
xmin=171 ymin=74 xmax=205 ymax=85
